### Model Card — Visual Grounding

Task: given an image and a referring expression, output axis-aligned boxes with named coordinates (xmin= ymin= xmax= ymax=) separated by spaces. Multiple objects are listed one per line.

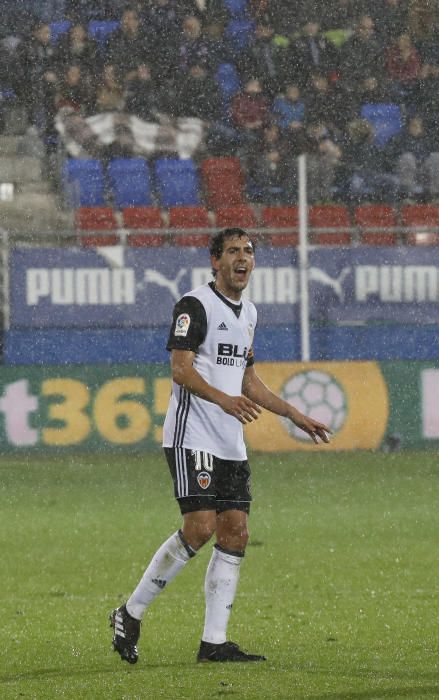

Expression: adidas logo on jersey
xmin=217 ymin=322 xmax=228 ymax=331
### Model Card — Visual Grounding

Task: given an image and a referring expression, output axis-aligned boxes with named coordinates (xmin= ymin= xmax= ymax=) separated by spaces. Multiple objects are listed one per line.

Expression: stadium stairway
xmin=0 ymin=119 xmax=69 ymax=236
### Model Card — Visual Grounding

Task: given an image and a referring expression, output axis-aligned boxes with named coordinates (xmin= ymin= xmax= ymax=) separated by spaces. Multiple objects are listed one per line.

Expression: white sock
xmin=202 ymin=545 xmax=243 ymax=644
xmin=126 ymin=530 xmax=195 ymax=620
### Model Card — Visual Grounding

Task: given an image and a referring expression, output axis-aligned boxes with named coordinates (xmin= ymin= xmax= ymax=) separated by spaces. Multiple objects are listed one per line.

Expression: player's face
xmin=211 ymin=235 xmax=255 ymax=300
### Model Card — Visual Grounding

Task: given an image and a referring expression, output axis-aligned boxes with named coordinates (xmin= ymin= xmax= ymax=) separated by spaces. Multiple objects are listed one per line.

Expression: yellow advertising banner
xmin=244 ymin=362 xmax=389 ymax=451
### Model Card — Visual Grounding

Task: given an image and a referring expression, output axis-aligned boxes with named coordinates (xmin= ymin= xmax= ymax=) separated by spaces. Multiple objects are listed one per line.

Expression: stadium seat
xmin=201 ymin=157 xmax=244 ymax=208
xmin=75 ymin=207 xmax=118 ymax=246
xmin=154 ymin=158 xmax=200 ymax=207
xmin=309 ymin=205 xmax=352 ymax=245
xmin=215 ymin=62 xmax=241 ymax=104
xmin=360 ymin=103 xmax=403 ymax=146
xmin=261 ymin=206 xmax=298 ymax=246
xmin=88 ymin=20 xmax=120 ymax=47
xmin=123 ymin=207 xmax=166 ymax=246
xmin=108 ymin=158 xmax=152 ymax=208
xmin=224 ymin=0 xmax=248 ymax=17
xmin=401 ymin=204 xmax=439 ymax=245
xmin=215 ymin=205 xmax=257 ymax=229
xmin=225 ymin=19 xmax=256 ymax=52
xmin=50 ymin=20 xmax=71 ymax=44
xmin=62 ymin=159 xmax=105 ymax=207
xmin=169 ymin=206 xmax=212 ymax=246
xmin=355 ymin=205 xmax=398 ymax=245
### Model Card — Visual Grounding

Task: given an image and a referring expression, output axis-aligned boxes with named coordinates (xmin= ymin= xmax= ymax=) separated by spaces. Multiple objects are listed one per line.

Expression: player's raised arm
xmin=171 ymin=349 xmax=261 ymax=425
xmin=242 ymin=365 xmax=330 ymax=443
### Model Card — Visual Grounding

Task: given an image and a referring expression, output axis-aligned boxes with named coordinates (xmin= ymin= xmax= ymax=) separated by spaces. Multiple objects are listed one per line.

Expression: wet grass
xmin=1 ymin=451 xmax=438 ymax=699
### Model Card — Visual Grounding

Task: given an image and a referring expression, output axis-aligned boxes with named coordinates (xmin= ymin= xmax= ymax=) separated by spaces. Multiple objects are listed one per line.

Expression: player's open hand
xmin=220 ymin=395 xmax=262 ymax=424
xmin=289 ymin=410 xmax=331 ymax=444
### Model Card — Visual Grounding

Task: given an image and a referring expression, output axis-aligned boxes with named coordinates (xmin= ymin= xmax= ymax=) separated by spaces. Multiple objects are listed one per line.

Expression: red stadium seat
xmin=401 ymin=204 xmax=439 ymax=245
xmin=169 ymin=206 xmax=212 ymax=246
xmin=200 ymin=157 xmax=245 ymax=208
xmin=75 ymin=207 xmax=119 ymax=246
xmin=261 ymin=206 xmax=298 ymax=246
xmin=215 ymin=205 xmax=257 ymax=229
xmin=309 ymin=205 xmax=352 ymax=245
xmin=355 ymin=205 xmax=398 ymax=245
xmin=123 ymin=207 xmax=166 ymax=247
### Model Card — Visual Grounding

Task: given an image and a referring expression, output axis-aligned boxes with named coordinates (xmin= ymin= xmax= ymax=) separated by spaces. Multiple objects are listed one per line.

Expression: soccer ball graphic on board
xmin=280 ymin=370 xmax=347 ymax=441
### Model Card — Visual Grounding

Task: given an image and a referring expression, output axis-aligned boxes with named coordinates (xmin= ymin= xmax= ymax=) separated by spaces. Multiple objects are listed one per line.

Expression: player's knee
xmin=182 ymin=520 xmax=215 ymax=549
xmin=218 ymin=524 xmax=249 ymax=551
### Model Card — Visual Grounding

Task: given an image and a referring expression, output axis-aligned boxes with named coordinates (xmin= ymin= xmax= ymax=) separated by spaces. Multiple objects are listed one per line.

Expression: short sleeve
xmin=166 ymin=296 xmax=208 ymax=352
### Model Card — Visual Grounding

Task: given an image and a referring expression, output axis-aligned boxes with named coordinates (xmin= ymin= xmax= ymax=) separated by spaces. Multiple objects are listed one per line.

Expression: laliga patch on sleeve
xmin=174 ymin=313 xmax=191 ymax=337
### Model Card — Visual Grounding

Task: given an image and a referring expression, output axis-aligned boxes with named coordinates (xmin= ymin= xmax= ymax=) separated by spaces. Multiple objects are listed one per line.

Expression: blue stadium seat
xmin=360 ymin=103 xmax=403 ymax=146
xmin=225 ymin=19 xmax=256 ymax=53
xmin=215 ymin=62 xmax=241 ymax=102
xmin=154 ymin=158 xmax=200 ymax=207
xmin=50 ymin=21 xmax=71 ymax=44
xmin=108 ymin=158 xmax=152 ymax=208
xmin=62 ymin=159 xmax=105 ymax=207
xmin=224 ymin=0 xmax=248 ymax=17
xmin=88 ymin=20 xmax=120 ymax=47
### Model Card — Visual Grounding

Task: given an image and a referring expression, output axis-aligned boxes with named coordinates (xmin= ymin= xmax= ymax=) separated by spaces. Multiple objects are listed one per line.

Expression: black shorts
xmin=164 ymin=447 xmax=252 ymax=515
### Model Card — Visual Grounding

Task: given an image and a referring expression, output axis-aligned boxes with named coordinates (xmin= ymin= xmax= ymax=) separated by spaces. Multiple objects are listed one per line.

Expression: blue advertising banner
xmin=10 ymin=245 xmax=439 ymax=328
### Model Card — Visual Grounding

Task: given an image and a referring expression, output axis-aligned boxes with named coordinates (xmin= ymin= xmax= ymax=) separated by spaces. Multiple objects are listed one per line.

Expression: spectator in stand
xmin=238 ymin=17 xmax=286 ymax=98
xmin=339 ymin=118 xmax=398 ymax=202
xmin=230 ymin=77 xmax=270 ymax=155
xmin=416 ymin=61 xmax=439 ymax=144
xmin=272 ymin=83 xmax=305 ymax=133
xmin=95 ymin=64 xmax=125 ymax=112
xmin=385 ymin=115 xmax=439 ymax=200
xmin=249 ymin=0 xmax=299 ymax=35
xmin=340 ymin=15 xmax=384 ymax=86
xmin=245 ymin=123 xmax=289 ymax=203
xmin=180 ymin=0 xmax=227 ymax=25
xmin=288 ymin=18 xmax=338 ymax=88
xmin=367 ymin=0 xmax=409 ymax=43
xmin=124 ymin=63 xmax=168 ymax=121
xmin=408 ymin=0 xmax=439 ymax=50
xmin=178 ymin=16 xmax=212 ymax=73
xmin=319 ymin=1 xmax=357 ymax=32
xmin=282 ymin=121 xmax=342 ymax=203
xmin=303 ymin=72 xmax=349 ymax=132
xmin=144 ymin=0 xmax=182 ymax=81
xmin=55 ymin=63 xmax=95 ymax=115
xmin=176 ymin=60 xmax=235 ymax=154
xmin=16 ymin=21 xmax=58 ymax=134
xmin=385 ymin=32 xmax=422 ymax=104
xmin=106 ymin=8 xmax=152 ymax=83
xmin=54 ymin=23 xmax=101 ymax=82
xmin=177 ymin=61 xmax=222 ymax=121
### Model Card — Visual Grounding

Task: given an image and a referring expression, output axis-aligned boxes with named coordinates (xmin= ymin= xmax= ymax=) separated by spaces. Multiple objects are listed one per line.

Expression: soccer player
xmin=110 ymin=227 xmax=330 ymax=664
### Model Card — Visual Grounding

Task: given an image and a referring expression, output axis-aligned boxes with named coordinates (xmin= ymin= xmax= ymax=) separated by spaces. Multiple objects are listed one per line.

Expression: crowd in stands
xmin=1 ymin=0 xmax=439 ymax=205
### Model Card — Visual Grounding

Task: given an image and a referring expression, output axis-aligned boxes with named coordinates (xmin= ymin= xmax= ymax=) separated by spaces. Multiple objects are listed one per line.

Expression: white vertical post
xmin=298 ymin=154 xmax=310 ymax=362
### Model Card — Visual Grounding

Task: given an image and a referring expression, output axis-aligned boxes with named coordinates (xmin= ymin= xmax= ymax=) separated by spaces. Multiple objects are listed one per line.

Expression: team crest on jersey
xmin=174 ymin=313 xmax=191 ymax=336
xmin=197 ymin=471 xmax=211 ymax=489
xmin=247 ymin=322 xmax=254 ymax=344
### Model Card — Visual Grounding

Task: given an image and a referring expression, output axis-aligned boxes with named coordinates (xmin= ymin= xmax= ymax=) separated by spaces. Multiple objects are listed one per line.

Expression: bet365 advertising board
xmin=0 ymin=362 xmax=437 ymax=452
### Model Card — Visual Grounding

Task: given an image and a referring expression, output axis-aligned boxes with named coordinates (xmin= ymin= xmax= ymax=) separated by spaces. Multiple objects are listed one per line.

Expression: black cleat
xmin=197 ymin=640 xmax=266 ymax=663
xmin=110 ymin=604 xmax=141 ymax=665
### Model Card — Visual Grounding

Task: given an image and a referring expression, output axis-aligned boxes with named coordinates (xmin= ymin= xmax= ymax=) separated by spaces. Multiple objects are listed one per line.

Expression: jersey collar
xmin=208 ymin=281 xmax=242 ymax=318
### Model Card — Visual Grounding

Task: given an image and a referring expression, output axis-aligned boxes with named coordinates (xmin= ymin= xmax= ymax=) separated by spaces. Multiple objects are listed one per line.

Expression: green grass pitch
xmin=1 ymin=451 xmax=438 ymax=699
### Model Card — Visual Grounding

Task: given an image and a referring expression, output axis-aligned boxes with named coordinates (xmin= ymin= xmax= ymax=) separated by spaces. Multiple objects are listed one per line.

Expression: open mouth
xmin=234 ymin=266 xmax=248 ymax=279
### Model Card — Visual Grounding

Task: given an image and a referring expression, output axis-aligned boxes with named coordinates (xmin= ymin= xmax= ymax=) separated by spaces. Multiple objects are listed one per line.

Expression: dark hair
xmin=209 ymin=228 xmax=256 ymax=276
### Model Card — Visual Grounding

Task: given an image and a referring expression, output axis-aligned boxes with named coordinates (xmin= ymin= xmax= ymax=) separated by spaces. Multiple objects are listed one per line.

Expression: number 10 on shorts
xmin=194 ymin=451 xmax=213 ymax=472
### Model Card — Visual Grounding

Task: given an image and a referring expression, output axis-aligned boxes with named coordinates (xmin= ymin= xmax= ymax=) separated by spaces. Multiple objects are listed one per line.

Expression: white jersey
xmin=162 ymin=282 xmax=257 ymax=460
